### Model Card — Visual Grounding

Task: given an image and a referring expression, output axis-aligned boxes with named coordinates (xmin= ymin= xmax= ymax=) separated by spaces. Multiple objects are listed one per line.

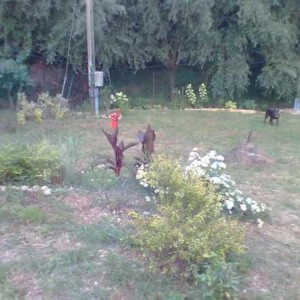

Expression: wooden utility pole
xmin=86 ymin=0 xmax=96 ymax=113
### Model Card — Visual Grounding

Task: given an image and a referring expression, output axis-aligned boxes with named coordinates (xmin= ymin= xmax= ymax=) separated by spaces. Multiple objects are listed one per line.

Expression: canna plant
xmin=102 ymin=128 xmax=138 ymax=176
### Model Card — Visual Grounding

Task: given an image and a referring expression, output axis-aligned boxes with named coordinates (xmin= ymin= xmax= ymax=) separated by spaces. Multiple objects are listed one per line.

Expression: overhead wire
xmin=60 ymin=0 xmax=77 ymax=102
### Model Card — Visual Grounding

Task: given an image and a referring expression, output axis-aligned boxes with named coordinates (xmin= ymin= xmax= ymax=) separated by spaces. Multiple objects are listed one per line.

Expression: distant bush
xmin=17 ymin=92 xmax=68 ymax=125
xmin=239 ymin=99 xmax=257 ymax=110
xmin=225 ymin=100 xmax=237 ymax=109
xmin=0 ymin=141 xmax=62 ymax=184
xmin=130 ymin=155 xmax=245 ymax=280
xmin=185 ymin=83 xmax=210 ymax=108
xmin=131 ymin=97 xmax=153 ymax=110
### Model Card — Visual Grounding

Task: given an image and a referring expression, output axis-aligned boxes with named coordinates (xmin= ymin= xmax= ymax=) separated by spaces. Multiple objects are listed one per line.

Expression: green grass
xmin=0 ymin=108 xmax=299 ymax=299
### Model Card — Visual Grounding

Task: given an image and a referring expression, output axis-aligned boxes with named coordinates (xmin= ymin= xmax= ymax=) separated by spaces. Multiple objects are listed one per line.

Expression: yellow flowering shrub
xmin=129 ymin=155 xmax=245 ymax=278
xmin=17 ymin=92 xmax=68 ymax=125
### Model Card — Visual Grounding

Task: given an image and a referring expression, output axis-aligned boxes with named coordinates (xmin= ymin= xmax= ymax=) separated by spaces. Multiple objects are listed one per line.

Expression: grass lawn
xmin=0 ymin=108 xmax=299 ymax=299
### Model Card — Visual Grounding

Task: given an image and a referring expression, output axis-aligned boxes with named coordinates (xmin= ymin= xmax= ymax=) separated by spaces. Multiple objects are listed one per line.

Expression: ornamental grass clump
xmin=130 ymin=155 xmax=245 ymax=280
xmin=0 ymin=141 xmax=62 ymax=185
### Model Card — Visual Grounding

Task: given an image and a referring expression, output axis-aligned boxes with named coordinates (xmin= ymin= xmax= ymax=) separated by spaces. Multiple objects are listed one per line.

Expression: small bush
xmin=193 ymin=261 xmax=241 ymax=299
xmin=0 ymin=141 xmax=62 ymax=184
xmin=185 ymin=83 xmax=210 ymax=108
xmin=17 ymin=92 xmax=68 ymax=125
xmin=131 ymin=97 xmax=152 ymax=110
xmin=225 ymin=100 xmax=237 ymax=109
xmin=171 ymin=88 xmax=187 ymax=110
xmin=130 ymin=155 xmax=245 ymax=279
xmin=19 ymin=207 xmax=47 ymax=223
xmin=240 ymin=99 xmax=257 ymax=110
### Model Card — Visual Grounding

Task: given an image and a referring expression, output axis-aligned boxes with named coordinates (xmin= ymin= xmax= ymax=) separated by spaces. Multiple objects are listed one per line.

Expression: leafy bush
xmin=185 ymin=83 xmax=210 ymax=108
xmin=240 ymin=99 xmax=257 ymax=110
xmin=194 ymin=261 xmax=241 ymax=299
xmin=171 ymin=87 xmax=188 ymax=110
xmin=225 ymin=100 xmax=237 ymax=109
xmin=17 ymin=92 xmax=68 ymax=125
xmin=185 ymin=84 xmax=197 ymax=107
xmin=0 ymin=141 xmax=62 ymax=184
xmin=131 ymin=97 xmax=152 ymax=110
xmin=0 ymin=57 xmax=29 ymax=109
xmin=130 ymin=155 xmax=245 ymax=279
xmin=38 ymin=92 xmax=69 ymax=119
xmin=198 ymin=83 xmax=209 ymax=107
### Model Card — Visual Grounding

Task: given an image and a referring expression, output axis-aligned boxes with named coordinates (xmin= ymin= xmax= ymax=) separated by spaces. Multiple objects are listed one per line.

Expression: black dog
xmin=264 ymin=108 xmax=280 ymax=125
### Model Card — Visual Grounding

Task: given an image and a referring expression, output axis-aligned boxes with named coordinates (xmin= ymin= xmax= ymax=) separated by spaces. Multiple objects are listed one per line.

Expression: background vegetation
xmin=0 ymin=0 xmax=300 ymax=107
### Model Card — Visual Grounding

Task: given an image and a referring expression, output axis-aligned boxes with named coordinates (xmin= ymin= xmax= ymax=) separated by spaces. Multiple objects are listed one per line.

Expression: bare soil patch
xmin=62 ymin=193 xmax=111 ymax=224
xmin=10 ymin=272 xmax=42 ymax=300
xmin=225 ymin=141 xmax=275 ymax=165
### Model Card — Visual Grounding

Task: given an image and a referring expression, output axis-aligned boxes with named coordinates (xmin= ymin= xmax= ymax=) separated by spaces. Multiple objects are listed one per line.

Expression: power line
xmin=60 ymin=0 xmax=77 ymax=101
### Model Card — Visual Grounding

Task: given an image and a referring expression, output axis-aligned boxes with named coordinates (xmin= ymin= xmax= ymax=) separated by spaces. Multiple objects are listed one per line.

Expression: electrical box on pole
xmin=95 ymin=71 xmax=104 ymax=87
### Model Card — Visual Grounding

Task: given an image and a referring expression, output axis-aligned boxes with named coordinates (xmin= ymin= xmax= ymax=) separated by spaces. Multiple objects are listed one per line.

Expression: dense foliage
xmin=0 ymin=141 xmax=62 ymax=184
xmin=130 ymin=155 xmax=245 ymax=285
xmin=0 ymin=0 xmax=299 ymax=102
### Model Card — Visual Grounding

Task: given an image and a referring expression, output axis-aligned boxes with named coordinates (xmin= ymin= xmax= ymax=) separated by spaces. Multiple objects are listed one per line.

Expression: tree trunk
xmin=297 ymin=74 xmax=300 ymax=99
xmin=8 ymin=90 xmax=15 ymax=110
xmin=168 ymin=67 xmax=176 ymax=102
xmin=166 ymin=49 xmax=179 ymax=102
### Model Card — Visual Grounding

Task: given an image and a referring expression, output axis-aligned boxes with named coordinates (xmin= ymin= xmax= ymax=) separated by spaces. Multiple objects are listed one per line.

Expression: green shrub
xmin=19 ymin=207 xmax=47 ymax=223
xmin=130 ymin=155 xmax=245 ymax=279
xmin=0 ymin=141 xmax=62 ymax=184
xmin=17 ymin=92 xmax=68 ymax=125
xmin=193 ymin=261 xmax=241 ymax=299
xmin=185 ymin=83 xmax=210 ymax=108
xmin=131 ymin=97 xmax=152 ymax=110
xmin=240 ymin=99 xmax=257 ymax=110
xmin=170 ymin=88 xmax=187 ymax=110
xmin=225 ymin=100 xmax=237 ymax=109
xmin=185 ymin=84 xmax=197 ymax=107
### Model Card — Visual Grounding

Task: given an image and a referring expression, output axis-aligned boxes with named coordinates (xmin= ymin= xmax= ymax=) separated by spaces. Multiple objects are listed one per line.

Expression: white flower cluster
xmin=0 ymin=185 xmax=52 ymax=196
xmin=111 ymin=92 xmax=129 ymax=106
xmin=198 ymin=83 xmax=207 ymax=102
xmin=185 ymin=148 xmax=271 ymax=221
xmin=135 ymin=164 xmax=149 ymax=188
xmin=185 ymin=84 xmax=197 ymax=105
xmin=135 ymin=148 xmax=270 ymax=224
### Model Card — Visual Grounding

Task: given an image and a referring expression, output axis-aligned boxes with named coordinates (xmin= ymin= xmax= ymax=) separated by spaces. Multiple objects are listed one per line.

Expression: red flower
xmin=109 ymin=111 xmax=122 ymax=129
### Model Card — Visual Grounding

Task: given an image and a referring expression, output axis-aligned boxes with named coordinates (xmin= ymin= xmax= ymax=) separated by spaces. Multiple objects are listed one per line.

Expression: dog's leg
xmin=264 ymin=113 xmax=268 ymax=123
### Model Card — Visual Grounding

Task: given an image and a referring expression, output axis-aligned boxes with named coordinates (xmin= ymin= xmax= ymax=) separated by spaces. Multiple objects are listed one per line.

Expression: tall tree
xmin=237 ymin=0 xmax=298 ymax=100
xmin=134 ymin=0 xmax=216 ymax=101
xmin=208 ymin=0 xmax=251 ymax=101
xmin=0 ymin=0 xmax=55 ymax=106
